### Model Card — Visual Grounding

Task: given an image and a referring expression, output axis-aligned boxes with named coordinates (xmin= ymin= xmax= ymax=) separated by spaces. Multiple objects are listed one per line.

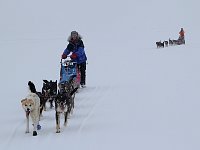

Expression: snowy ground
xmin=0 ymin=0 xmax=200 ymax=150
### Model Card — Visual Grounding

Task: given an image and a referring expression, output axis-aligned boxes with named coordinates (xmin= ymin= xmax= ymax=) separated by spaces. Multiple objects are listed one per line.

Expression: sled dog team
xmin=156 ymin=28 xmax=185 ymax=48
xmin=21 ymin=81 xmax=78 ymax=136
xmin=21 ymin=31 xmax=87 ymax=136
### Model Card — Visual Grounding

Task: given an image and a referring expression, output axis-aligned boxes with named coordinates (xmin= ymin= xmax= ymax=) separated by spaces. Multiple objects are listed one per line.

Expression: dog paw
xmin=33 ymin=131 xmax=37 ymax=136
xmin=25 ymin=131 xmax=29 ymax=133
xmin=64 ymin=119 xmax=69 ymax=126
xmin=56 ymin=130 xmax=60 ymax=133
xmin=37 ymin=124 xmax=41 ymax=130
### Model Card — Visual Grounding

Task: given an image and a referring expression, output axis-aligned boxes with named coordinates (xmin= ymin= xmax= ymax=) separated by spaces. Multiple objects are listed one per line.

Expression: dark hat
xmin=71 ymin=31 xmax=78 ymax=36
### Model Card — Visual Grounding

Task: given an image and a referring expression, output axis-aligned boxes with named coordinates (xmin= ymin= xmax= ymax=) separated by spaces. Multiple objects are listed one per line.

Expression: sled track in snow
xmin=72 ymin=86 xmax=112 ymax=135
xmin=3 ymin=120 xmax=24 ymax=149
xmin=2 ymin=85 xmax=112 ymax=146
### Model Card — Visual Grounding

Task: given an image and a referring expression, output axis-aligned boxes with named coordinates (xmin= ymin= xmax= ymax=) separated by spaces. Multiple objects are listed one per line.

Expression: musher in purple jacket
xmin=62 ymin=31 xmax=87 ymax=87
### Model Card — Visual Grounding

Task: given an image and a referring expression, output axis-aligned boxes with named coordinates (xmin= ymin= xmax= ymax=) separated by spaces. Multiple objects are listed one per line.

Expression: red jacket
xmin=179 ymin=30 xmax=185 ymax=37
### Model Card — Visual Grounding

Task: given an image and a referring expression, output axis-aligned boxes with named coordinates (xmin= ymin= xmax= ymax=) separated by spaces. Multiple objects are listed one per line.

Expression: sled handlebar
xmin=60 ymin=59 xmax=77 ymax=66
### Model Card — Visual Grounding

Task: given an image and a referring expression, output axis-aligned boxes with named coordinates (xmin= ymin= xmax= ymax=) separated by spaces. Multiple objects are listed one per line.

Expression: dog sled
xmin=177 ymin=37 xmax=185 ymax=45
xmin=59 ymin=59 xmax=81 ymax=92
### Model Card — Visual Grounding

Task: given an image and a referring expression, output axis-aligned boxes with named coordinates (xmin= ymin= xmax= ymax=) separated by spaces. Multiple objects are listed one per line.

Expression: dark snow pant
xmin=78 ymin=62 xmax=86 ymax=85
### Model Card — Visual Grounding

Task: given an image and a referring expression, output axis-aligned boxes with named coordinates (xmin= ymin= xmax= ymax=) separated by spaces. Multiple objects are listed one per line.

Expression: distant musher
xmin=178 ymin=28 xmax=185 ymax=44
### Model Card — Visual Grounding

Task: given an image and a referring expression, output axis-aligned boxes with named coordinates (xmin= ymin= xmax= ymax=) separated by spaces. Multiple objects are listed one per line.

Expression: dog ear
xmin=21 ymin=98 xmax=27 ymax=103
xmin=43 ymin=80 xmax=48 ymax=84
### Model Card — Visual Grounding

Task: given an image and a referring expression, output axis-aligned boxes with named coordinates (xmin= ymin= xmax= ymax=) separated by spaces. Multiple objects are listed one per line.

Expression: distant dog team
xmin=156 ymin=28 xmax=185 ymax=48
xmin=156 ymin=38 xmax=185 ymax=48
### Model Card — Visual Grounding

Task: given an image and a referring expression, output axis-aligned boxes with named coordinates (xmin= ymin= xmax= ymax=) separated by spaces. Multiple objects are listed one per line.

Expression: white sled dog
xmin=21 ymin=81 xmax=41 ymax=136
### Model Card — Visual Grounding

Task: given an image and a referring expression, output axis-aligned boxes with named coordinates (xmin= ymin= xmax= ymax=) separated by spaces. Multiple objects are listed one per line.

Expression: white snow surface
xmin=0 ymin=0 xmax=200 ymax=150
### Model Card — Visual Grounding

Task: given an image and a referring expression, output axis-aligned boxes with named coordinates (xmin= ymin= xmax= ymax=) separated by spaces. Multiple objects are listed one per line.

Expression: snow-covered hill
xmin=1 ymin=0 xmax=200 ymax=150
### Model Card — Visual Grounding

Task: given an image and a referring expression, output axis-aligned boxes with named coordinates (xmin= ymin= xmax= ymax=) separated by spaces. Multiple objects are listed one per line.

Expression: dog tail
xmin=28 ymin=81 xmax=37 ymax=93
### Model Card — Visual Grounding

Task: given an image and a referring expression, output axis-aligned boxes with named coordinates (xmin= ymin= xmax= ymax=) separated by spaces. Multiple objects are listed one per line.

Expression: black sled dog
xmin=55 ymin=87 xmax=78 ymax=133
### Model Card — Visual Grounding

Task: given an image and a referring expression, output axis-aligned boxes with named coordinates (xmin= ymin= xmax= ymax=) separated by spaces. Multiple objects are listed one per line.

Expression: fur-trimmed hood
xmin=67 ymin=34 xmax=83 ymax=42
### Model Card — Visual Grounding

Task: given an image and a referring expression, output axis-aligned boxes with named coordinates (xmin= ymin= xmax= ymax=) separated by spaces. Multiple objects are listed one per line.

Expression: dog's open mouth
xmin=57 ymin=105 xmax=66 ymax=112
xmin=26 ymin=110 xmax=30 ymax=116
xmin=60 ymin=106 xmax=65 ymax=111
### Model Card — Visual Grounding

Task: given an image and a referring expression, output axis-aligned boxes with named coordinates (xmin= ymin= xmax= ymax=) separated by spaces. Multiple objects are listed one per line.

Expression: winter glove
xmin=62 ymin=54 xmax=67 ymax=59
xmin=70 ymin=53 xmax=77 ymax=59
